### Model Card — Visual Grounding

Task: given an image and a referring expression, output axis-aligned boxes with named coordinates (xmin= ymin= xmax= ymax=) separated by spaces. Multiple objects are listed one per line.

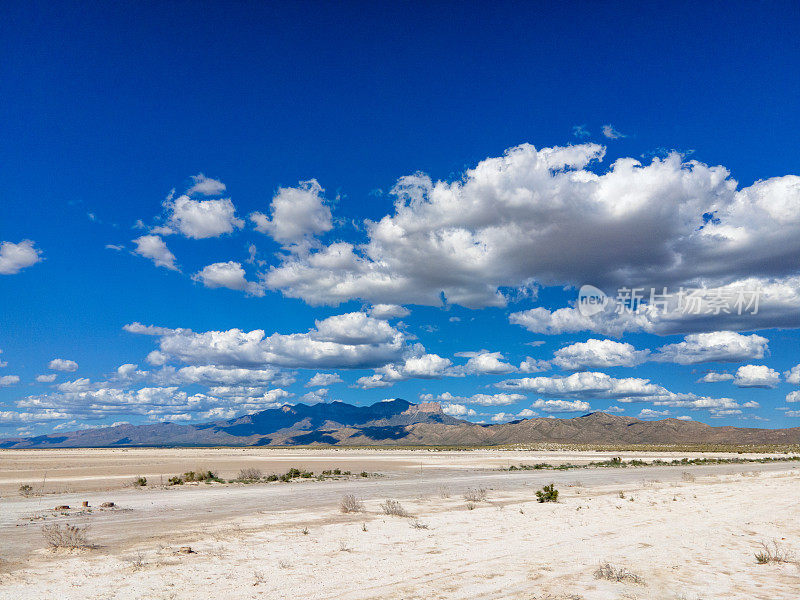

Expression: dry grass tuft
xmin=237 ymin=467 xmax=263 ymax=481
xmin=463 ymin=488 xmax=488 ymax=502
xmin=410 ymin=520 xmax=429 ymax=529
xmin=42 ymin=523 xmax=92 ymax=549
xmin=755 ymin=540 xmax=795 ymax=564
xmin=380 ymin=499 xmax=412 ymax=517
xmin=593 ymin=561 xmax=645 ymax=584
xmin=340 ymin=494 xmax=365 ymax=513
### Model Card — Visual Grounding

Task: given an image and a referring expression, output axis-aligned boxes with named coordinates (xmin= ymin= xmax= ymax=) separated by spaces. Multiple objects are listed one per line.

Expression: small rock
xmin=178 ymin=546 xmax=194 ymax=554
xmin=81 ymin=501 xmax=89 ymax=507
xmin=54 ymin=505 xmax=70 ymax=510
xmin=100 ymin=502 xmax=115 ymax=508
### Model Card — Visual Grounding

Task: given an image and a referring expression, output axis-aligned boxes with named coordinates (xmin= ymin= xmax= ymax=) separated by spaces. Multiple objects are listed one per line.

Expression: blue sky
xmin=2 ymin=1 xmax=800 ymax=436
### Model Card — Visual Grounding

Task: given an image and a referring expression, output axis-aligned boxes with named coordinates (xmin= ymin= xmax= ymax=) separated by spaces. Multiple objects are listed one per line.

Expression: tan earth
xmin=0 ymin=448 xmax=798 ymax=599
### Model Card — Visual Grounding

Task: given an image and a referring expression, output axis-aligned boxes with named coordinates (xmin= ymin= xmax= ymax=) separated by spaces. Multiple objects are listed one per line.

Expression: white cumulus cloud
xmin=0 ymin=240 xmax=42 ymax=275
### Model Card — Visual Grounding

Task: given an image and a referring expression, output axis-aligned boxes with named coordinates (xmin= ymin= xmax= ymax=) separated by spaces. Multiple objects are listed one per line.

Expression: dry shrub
xmin=681 ymin=471 xmax=695 ymax=482
xmin=593 ymin=562 xmax=644 ymax=584
xmin=42 ymin=523 xmax=91 ymax=549
xmin=755 ymin=540 xmax=795 ymax=564
xmin=463 ymin=488 xmax=488 ymax=502
xmin=237 ymin=467 xmax=263 ymax=481
xmin=410 ymin=520 xmax=429 ymax=529
xmin=380 ymin=499 xmax=411 ymax=517
xmin=339 ymin=494 xmax=365 ymax=513
xmin=18 ymin=484 xmax=34 ymax=497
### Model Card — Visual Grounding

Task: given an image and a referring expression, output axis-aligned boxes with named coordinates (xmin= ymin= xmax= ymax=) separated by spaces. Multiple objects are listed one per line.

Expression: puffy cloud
xmin=35 ymin=374 xmax=57 ymax=383
xmin=491 ymin=412 xmax=516 ymax=422
xmin=354 ymin=374 xmax=394 ymax=389
xmin=785 ymin=364 xmax=800 ymax=385
xmin=306 ymin=372 xmax=343 ymax=387
xmin=163 ymin=185 xmax=244 ymax=238
xmin=0 ymin=240 xmax=42 ymax=275
xmin=0 ymin=375 xmax=20 ymax=387
xmin=299 ymin=388 xmax=328 ymax=404
xmin=260 ymin=144 xmax=800 ymax=314
xmin=638 ymin=408 xmax=670 ymax=419
xmin=516 ymin=408 xmax=538 ymax=418
xmin=458 ymin=351 xmax=517 ymax=374
xmin=496 ymin=371 xmax=743 ymax=411
xmin=250 ymin=180 xmax=332 ymax=247
xmin=654 ymin=332 xmax=768 ymax=365
xmin=365 ymin=354 xmax=454 ymax=387
xmin=786 ymin=391 xmax=800 ymax=403
xmin=192 ymin=261 xmax=264 ymax=296
xmin=440 ymin=403 xmax=477 ymax=417
xmin=696 ymin=371 xmax=735 ymax=383
xmin=519 ymin=357 xmax=551 ymax=373
xmin=420 ymin=391 xmax=526 ymax=406
xmin=186 ymin=173 xmax=226 ymax=196
xmin=125 ymin=312 xmax=406 ymax=370
xmin=133 ymin=235 xmax=178 ymax=270
xmin=48 ymin=358 xmax=78 ymax=372
xmin=531 ymin=399 xmax=591 ymax=413
xmin=733 ymin=365 xmax=781 ymax=388
xmin=368 ymin=304 xmax=411 ymax=320
xmin=497 ymin=371 xmax=662 ymax=400
xmin=552 ymin=339 xmax=648 ymax=370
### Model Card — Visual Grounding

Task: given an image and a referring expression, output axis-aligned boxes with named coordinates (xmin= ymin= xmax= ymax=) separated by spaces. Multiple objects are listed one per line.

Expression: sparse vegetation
xmin=168 ymin=470 xmax=223 ymax=485
xmin=536 ymin=483 xmax=559 ymax=503
xmin=465 ymin=501 xmax=476 ymax=510
xmin=380 ymin=499 xmax=411 ymax=517
xmin=438 ymin=484 xmax=451 ymax=498
xmin=132 ymin=476 xmax=147 ymax=487
xmin=301 ymin=527 xmax=309 ymax=535
xmin=410 ymin=520 xmax=429 ymax=529
xmin=754 ymin=540 xmax=795 ymax=564
xmin=18 ymin=484 xmax=34 ymax=497
xmin=681 ymin=471 xmax=696 ymax=482
xmin=42 ymin=524 xmax=91 ymax=549
xmin=340 ymin=494 xmax=365 ymax=513
xmin=463 ymin=487 xmax=488 ymax=502
xmin=338 ymin=540 xmax=352 ymax=552
xmin=594 ymin=562 xmax=645 ymax=584
xmin=502 ymin=455 xmax=800 ymax=473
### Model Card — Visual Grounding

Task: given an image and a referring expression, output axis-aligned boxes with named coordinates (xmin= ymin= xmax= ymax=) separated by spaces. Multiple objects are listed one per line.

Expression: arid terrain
xmin=1 ymin=448 xmax=799 ymax=599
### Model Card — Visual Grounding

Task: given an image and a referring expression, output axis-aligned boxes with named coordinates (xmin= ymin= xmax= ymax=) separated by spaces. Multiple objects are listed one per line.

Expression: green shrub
xmin=132 ymin=476 xmax=147 ymax=487
xmin=19 ymin=484 xmax=34 ymax=496
xmin=536 ymin=483 xmax=559 ymax=503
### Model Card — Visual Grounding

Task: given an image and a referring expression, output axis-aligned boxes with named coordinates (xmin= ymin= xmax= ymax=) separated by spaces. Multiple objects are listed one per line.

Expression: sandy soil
xmin=0 ymin=450 xmax=798 ymax=599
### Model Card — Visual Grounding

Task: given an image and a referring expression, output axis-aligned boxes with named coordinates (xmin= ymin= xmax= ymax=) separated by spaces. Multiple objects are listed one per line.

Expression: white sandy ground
xmin=0 ymin=454 xmax=799 ymax=599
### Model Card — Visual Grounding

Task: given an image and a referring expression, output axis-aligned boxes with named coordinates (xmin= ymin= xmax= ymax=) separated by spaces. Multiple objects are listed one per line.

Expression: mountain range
xmin=3 ymin=399 xmax=800 ymax=448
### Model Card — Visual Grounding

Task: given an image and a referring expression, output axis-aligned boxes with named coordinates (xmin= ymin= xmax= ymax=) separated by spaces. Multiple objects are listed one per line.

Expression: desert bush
xmin=681 ymin=471 xmax=696 ymax=482
xmin=132 ymin=476 xmax=147 ymax=487
xmin=42 ymin=523 xmax=91 ymax=549
xmin=410 ymin=520 xmax=429 ymax=529
xmin=463 ymin=487 xmax=488 ymax=502
xmin=380 ymin=499 xmax=411 ymax=517
xmin=594 ymin=562 xmax=644 ymax=584
xmin=168 ymin=470 xmax=223 ymax=485
xmin=236 ymin=467 xmax=263 ymax=481
xmin=18 ymin=484 xmax=34 ymax=497
xmin=465 ymin=501 xmax=476 ymax=510
xmin=339 ymin=494 xmax=365 ymax=513
xmin=755 ymin=540 xmax=795 ymax=564
xmin=301 ymin=527 xmax=310 ymax=535
xmin=438 ymin=484 xmax=451 ymax=498
xmin=536 ymin=483 xmax=559 ymax=503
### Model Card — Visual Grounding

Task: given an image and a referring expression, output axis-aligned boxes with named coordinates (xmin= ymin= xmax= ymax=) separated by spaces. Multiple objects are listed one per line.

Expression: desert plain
xmin=0 ymin=447 xmax=798 ymax=600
